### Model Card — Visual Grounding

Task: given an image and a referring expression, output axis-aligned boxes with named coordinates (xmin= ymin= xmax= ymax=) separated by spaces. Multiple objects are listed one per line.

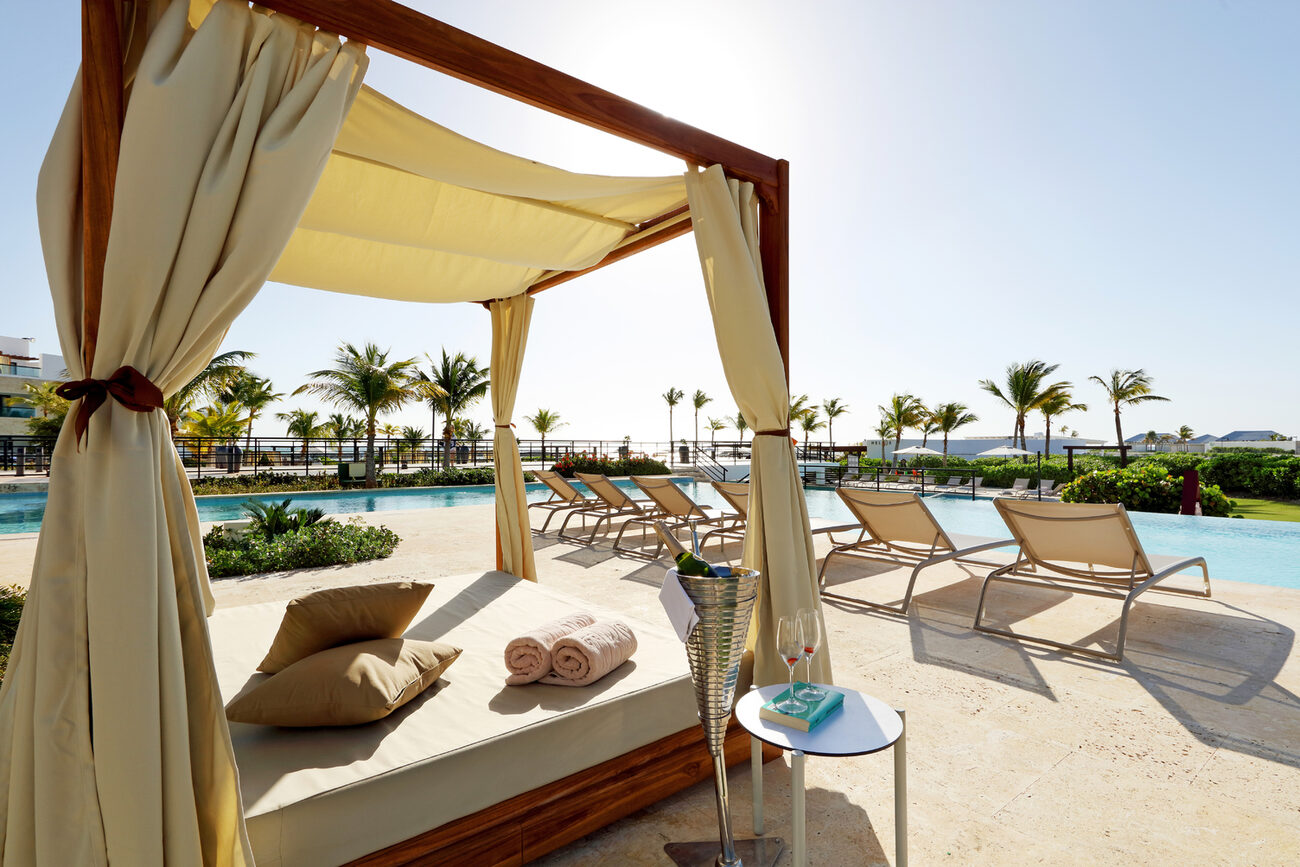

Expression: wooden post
xmin=758 ymin=160 xmax=790 ymax=384
xmin=81 ymin=0 xmax=125 ymax=376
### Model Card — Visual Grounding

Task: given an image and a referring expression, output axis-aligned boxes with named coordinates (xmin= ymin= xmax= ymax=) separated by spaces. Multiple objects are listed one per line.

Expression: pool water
xmin=2 ymin=480 xmax=1298 ymax=589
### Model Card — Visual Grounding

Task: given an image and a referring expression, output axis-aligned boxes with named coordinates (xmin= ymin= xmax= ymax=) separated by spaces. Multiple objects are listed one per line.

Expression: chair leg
xmin=973 ymin=566 xmax=1127 ymax=662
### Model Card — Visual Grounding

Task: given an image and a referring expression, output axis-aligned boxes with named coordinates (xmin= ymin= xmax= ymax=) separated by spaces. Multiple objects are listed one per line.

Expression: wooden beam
xmin=81 ymin=0 xmax=124 ymax=376
xmin=253 ymin=0 xmax=781 ymax=189
xmin=343 ymin=717 xmax=780 ymax=867
xmin=525 ymin=216 xmax=693 ymax=297
xmin=758 ymin=159 xmax=790 ymax=384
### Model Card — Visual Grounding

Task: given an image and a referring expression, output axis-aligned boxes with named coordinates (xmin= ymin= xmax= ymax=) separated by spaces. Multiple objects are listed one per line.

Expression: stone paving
xmin=1 ymin=503 xmax=1297 ymax=865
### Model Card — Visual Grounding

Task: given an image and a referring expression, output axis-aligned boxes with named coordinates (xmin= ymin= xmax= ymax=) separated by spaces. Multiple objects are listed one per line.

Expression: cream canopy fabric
xmin=685 ymin=166 xmax=832 ymax=686
xmin=490 ymin=296 xmax=538 ymax=581
xmin=269 ymin=86 xmax=689 ymax=303
xmin=0 ymin=2 xmax=366 ymax=863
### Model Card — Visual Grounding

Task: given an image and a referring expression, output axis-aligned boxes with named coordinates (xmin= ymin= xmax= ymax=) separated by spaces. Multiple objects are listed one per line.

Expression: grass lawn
xmin=1231 ymin=496 xmax=1300 ymax=523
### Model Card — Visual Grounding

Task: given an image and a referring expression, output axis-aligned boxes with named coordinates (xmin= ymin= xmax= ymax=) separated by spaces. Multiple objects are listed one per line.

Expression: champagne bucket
xmin=677 ymin=567 xmax=761 ymax=755
xmin=667 ymin=566 xmax=763 ymax=867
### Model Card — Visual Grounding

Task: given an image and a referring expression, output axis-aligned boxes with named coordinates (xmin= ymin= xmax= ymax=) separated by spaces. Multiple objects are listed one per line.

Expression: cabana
xmin=0 ymin=1 xmax=831 ymax=864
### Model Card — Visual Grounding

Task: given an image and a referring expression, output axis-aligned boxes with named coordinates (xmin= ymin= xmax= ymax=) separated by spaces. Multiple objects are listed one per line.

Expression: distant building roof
xmin=1189 ymin=434 xmax=1217 ymax=444
xmin=1218 ymin=430 xmax=1283 ymax=441
xmin=1124 ymin=432 xmax=1177 ymax=443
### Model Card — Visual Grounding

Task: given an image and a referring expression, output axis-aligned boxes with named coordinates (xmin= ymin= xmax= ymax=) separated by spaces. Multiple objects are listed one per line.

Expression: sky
xmin=2 ymin=1 xmax=1298 ymax=444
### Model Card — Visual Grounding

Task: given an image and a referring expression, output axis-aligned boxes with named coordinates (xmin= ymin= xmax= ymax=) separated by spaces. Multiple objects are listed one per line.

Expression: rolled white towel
xmin=540 ymin=621 xmax=638 ymax=687
xmin=504 ymin=612 xmax=596 ymax=684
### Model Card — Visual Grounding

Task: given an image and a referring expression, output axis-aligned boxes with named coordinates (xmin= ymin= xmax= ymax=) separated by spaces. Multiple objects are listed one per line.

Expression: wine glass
xmin=775 ymin=616 xmax=808 ymax=713
xmin=793 ymin=608 xmax=827 ymax=702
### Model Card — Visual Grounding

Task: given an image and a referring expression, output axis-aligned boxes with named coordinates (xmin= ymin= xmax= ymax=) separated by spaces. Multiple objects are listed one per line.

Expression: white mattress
xmin=210 ymin=571 xmax=697 ymax=867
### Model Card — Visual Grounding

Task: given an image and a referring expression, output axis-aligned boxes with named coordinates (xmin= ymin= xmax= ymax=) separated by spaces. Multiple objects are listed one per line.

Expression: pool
xmin=2 ymin=481 xmax=1298 ymax=590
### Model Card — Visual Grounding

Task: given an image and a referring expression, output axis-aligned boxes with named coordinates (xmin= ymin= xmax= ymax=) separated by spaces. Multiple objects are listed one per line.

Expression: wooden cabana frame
xmin=77 ymin=2 xmax=790 ymax=864
xmin=80 ymin=0 xmax=791 ymax=380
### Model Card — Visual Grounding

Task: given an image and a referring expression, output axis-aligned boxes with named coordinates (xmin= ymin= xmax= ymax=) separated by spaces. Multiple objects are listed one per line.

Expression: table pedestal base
xmin=664 ymin=837 xmax=785 ymax=866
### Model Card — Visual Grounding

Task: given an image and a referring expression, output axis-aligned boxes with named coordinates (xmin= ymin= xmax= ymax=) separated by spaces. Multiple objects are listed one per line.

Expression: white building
xmin=0 ymin=336 xmax=67 ymax=436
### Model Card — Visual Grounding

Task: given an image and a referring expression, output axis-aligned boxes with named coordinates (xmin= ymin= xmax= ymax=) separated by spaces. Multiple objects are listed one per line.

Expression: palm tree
xmin=919 ymin=414 xmax=940 ymax=451
xmin=978 ymin=360 xmax=1069 ymax=450
xmin=325 ymin=412 xmax=363 ymax=461
xmin=706 ymin=417 xmax=727 ymax=444
xmin=524 ymin=408 xmax=566 ymax=462
xmin=453 ymin=418 xmax=490 ymax=441
xmin=873 ymin=416 xmax=895 ymax=464
xmin=182 ymin=403 xmax=248 ymax=443
xmin=1088 ymin=369 xmax=1169 ymax=449
xmin=662 ymin=387 xmax=684 ymax=446
xmin=730 ymin=412 xmax=749 ymax=440
xmin=419 ymin=350 xmax=488 ymax=469
xmin=17 ymin=382 xmax=70 ymax=440
xmin=788 ymin=394 xmax=815 ymax=427
xmin=691 ymin=390 xmax=712 ymax=447
xmin=221 ymin=372 xmax=283 ymax=452
xmin=275 ymin=408 xmax=324 ymax=465
xmin=164 ymin=349 xmax=254 ymax=434
xmin=797 ymin=409 xmax=825 ymax=443
xmin=821 ymin=398 xmax=848 ymax=445
xmin=931 ymin=402 xmax=978 ymax=465
xmin=1143 ymin=430 xmax=1159 ymax=452
xmin=1038 ymin=391 xmax=1087 ymax=457
xmin=878 ymin=393 xmax=924 ymax=456
xmin=400 ymin=425 xmax=426 ymax=468
xmin=1177 ymin=424 xmax=1194 ymax=451
xmin=294 ymin=342 xmax=431 ymax=488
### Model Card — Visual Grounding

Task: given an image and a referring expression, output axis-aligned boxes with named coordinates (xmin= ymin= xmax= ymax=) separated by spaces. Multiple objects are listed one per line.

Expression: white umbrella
xmin=977 ymin=445 xmax=1033 ymax=457
xmin=893 ymin=445 xmax=942 ymax=456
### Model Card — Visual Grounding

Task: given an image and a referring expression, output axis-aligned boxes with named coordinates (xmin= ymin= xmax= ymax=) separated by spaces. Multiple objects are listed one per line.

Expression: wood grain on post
xmin=80 ymin=0 xmax=124 ymax=376
xmin=759 ymin=160 xmax=791 ymax=384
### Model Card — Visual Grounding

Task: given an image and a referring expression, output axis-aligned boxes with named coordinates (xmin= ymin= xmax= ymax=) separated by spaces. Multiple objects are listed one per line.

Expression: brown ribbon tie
xmin=753 ymin=428 xmax=791 ymax=437
xmin=55 ymin=365 xmax=164 ymax=448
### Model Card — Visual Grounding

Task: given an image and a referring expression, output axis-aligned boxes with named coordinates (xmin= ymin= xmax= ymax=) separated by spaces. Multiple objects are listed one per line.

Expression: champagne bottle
xmin=654 ymin=522 xmax=717 ymax=577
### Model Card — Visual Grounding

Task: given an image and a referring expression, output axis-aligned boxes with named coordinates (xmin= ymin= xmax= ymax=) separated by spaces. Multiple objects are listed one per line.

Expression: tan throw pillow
xmin=227 ymin=639 xmax=461 ymax=727
xmin=258 ymin=581 xmax=434 ymax=673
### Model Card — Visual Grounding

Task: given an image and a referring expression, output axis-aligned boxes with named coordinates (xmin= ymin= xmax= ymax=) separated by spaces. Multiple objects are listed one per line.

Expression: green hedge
xmin=1059 ymin=464 xmax=1233 ymax=517
xmin=191 ymin=467 xmax=533 ymax=496
xmin=0 ymin=585 xmax=25 ymax=682
xmin=549 ymin=452 xmax=671 ymax=478
xmin=203 ymin=519 xmax=401 ymax=578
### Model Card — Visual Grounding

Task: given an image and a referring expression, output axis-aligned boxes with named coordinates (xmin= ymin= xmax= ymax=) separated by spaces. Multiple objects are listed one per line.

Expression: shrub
xmin=203 ymin=518 xmax=401 ymax=578
xmin=1060 ymin=464 xmax=1233 ymax=517
xmin=242 ymin=498 xmax=330 ymax=540
xmin=550 ymin=451 xmax=671 ymax=478
xmin=0 ymin=585 xmax=26 ymax=682
xmin=190 ymin=467 xmax=533 ymax=496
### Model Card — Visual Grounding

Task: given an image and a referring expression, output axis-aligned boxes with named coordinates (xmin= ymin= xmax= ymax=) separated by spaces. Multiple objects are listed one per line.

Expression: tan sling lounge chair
xmin=975 ymin=499 xmax=1212 ymax=661
xmin=528 ymin=469 xmax=599 ymax=534
xmin=817 ymin=488 xmax=1015 ymax=614
xmin=699 ymin=481 xmax=857 ymax=555
xmin=557 ymin=472 xmax=664 ymax=544
xmin=612 ymin=476 xmax=740 ymax=558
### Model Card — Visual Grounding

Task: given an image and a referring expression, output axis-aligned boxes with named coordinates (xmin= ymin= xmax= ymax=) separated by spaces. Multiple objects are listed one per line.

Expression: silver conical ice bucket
xmin=675 ymin=566 xmax=760 ymax=867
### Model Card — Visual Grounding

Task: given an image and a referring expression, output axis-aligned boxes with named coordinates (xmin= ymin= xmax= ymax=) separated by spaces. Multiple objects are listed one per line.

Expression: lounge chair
xmin=613 ymin=476 xmax=739 ymax=558
xmin=1014 ymin=479 xmax=1060 ymax=500
xmin=974 ymin=499 xmax=1212 ymax=661
xmin=936 ymin=475 xmax=965 ymax=492
xmin=700 ymin=481 xmax=858 ymax=555
xmin=528 ymin=469 xmax=598 ymax=533
xmin=1003 ymin=478 xmax=1031 ymax=495
xmin=557 ymin=472 xmax=664 ymax=544
xmin=816 ymin=488 xmax=1015 ymax=614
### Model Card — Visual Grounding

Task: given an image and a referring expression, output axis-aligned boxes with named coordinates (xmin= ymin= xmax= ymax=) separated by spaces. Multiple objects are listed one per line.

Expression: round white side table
xmin=735 ymin=684 xmax=906 ymax=867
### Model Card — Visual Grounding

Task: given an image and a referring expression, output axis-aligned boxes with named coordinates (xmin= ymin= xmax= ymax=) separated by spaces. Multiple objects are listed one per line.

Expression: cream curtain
xmin=684 ymin=165 xmax=832 ymax=686
xmin=490 ymin=295 xmax=538 ymax=581
xmin=0 ymin=2 xmax=366 ymax=864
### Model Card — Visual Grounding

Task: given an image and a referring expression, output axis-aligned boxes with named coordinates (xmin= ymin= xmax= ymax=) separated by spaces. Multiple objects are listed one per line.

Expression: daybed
xmin=211 ymin=571 xmax=767 ymax=866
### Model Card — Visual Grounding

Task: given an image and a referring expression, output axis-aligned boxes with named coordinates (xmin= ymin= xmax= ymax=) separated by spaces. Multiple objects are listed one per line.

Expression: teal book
xmin=758 ymin=686 xmax=845 ymax=732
